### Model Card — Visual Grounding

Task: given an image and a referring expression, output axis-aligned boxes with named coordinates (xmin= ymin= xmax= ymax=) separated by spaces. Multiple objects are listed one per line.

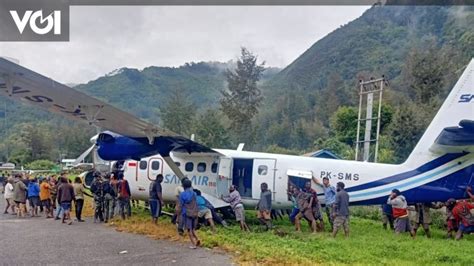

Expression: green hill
xmin=265 ymin=5 xmax=473 ymax=95
xmin=255 ymin=5 xmax=473 ymax=154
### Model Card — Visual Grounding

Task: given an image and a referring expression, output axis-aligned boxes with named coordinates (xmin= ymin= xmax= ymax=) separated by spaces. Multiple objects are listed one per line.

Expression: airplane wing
xmin=0 ymin=57 xmax=176 ymax=139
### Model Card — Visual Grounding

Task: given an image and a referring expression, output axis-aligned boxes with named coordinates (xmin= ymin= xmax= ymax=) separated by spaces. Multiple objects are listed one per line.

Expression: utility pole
xmin=355 ymin=76 xmax=387 ymax=162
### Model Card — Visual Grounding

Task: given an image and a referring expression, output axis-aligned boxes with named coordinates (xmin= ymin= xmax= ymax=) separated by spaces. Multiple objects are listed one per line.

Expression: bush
xmin=350 ymin=205 xmax=381 ymax=221
xmin=25 ymin=160 xmax=56 ymax=170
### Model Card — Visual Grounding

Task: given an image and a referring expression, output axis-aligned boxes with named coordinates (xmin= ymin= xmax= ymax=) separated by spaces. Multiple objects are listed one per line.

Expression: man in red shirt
xmin=448 ymin=199 xmax=474 ymax=240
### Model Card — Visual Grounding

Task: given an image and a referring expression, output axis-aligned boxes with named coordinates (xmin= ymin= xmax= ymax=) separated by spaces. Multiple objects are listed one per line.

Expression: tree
xmin=220 ymin=47 xmax=265 ymax=145
xmin=192 ymin=109 xmax=231 ymax=148
xmin=388 ymin=103 xmax=425 ymax=163
xmin=160 ymin=90 xmax=195 ymax=136
xmin=330 ymin=106 xmax=358 ymax=146
xmin=403 ymin=42 xmax=450 ymax=104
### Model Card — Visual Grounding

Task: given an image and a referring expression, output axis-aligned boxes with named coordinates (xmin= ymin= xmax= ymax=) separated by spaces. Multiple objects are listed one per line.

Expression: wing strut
xmin=162 ymin=156 xmax=186 ymax=180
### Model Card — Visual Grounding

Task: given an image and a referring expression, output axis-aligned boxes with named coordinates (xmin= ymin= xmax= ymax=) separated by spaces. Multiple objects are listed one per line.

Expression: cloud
xmin=0 ymin=6 xmax=369 ymax=84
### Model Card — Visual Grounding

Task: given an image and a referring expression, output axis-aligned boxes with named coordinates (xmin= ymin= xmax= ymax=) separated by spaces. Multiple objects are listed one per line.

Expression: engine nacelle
xmin=96 ymin=132 xmax=157 ymax=161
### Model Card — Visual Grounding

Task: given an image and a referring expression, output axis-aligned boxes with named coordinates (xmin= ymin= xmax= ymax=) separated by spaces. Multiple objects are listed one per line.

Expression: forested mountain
xmin=1 ymin=4 xmax=472 ymax=167
xmin=255 ymin=5 xmax=473 ymax=157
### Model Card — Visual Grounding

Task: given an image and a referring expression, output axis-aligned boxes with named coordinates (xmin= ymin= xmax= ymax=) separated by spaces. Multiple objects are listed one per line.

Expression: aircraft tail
xmin=405 ymin=58 xmax=474 ymax=166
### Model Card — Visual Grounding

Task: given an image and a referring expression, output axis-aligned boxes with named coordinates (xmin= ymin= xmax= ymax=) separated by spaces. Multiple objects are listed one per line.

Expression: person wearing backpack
xmin=179 ymin=179 xmax=201 ymax=249
xmin=451 ymin=199 xmax=474 ymax=240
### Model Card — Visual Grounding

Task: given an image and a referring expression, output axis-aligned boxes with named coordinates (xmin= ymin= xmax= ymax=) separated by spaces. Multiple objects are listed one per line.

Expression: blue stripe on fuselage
xmin=350 ymin=163 xmax=460 ymax=199
xmin=351 ymin=164 xmax=474 ymax=205
xmin=346 ymin=153 xmax=466 ymax=192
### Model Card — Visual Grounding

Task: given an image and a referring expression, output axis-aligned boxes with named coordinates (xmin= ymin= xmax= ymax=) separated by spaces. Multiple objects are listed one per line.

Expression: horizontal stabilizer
xmin=430 ymin=120 xmax=474 ymax=154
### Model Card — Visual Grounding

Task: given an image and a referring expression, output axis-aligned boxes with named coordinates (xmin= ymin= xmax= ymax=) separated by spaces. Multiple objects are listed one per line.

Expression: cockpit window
xmin=139 ymin=161 xmax=147 ymax=170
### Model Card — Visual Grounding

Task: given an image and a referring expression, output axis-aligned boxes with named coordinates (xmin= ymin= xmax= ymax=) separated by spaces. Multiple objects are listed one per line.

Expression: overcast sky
xmin=0 ymin=6 xmax=369 ymax=84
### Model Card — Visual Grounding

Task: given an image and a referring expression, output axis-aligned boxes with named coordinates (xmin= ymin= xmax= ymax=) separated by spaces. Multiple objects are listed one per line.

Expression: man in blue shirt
xmin=27 ymin=178 xmax=40 ymax=217
xmin=195 ymin=189 xmax=216 ymax=233
xmin=179 ymin=179 xmax=201 ymax=249
xmin=313 ymin=176 xmax=336 ymax=230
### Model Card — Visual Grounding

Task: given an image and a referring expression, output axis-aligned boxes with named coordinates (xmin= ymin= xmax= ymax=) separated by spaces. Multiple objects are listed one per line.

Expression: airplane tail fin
xmin=405 ymin=58 xmax=474 ymax=165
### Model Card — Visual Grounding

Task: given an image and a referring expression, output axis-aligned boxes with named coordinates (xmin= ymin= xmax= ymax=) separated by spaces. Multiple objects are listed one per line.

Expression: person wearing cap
xmin=387 ymin=189 xmax=415 ymax=237
xmin=179 ymin=178 xmax=201 ymax=249
xmin=221 ymin=185 xmax=249 ymax=231
xmin=332 ymin=182 xmax=350 ymax=238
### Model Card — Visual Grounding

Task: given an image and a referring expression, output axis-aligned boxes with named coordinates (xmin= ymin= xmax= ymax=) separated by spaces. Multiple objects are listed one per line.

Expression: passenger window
xmin=185 ymin=162 xmax=194 ymax=172
xmin=258 ymin=165 xmax=268 ymax=175
xmin=197 ymin=163 xmax=206 ymax=173
xmin=211 ymin=163 xmax=218 ymax=173
xmin=151 ymin=161 xmax=160 ymax=170
xmin=139 ymin=161 xmax=147 ymax=170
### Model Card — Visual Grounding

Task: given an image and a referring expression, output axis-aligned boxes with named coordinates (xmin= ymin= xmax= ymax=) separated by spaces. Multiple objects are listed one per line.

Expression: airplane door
xmin=216 ymin=157 xmax=232 ymax=198
xmin=148 ymin=157 xmax=163 ymax=180
xmin=137 ymin=160 xmax=148 ymax=181
xmin=252 ymin=159 xmax=276 ymax=200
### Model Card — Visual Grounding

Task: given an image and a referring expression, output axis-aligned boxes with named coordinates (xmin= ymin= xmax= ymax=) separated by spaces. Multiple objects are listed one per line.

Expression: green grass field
xmin=110 ymin=206 xmax=474 ymax=265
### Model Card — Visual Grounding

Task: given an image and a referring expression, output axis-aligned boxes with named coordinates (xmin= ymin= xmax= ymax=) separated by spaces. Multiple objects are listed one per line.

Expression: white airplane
xmin=0 ymin=57 xmax=473 ymax=209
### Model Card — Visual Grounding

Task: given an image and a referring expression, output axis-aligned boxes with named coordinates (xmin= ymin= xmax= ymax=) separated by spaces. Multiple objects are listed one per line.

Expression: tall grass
xmin=108 ymin=205 xmax=474 ymax=265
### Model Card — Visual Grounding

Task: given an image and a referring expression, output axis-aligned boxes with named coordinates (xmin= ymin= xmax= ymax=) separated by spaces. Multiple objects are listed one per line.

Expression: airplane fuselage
xmin=117 ymin=149 xmax=474 ymax=208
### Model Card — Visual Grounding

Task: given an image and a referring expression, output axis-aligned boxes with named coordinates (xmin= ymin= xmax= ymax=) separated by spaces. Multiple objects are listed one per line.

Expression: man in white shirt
xmin=3 ymin=178 xmax=15 ymax=214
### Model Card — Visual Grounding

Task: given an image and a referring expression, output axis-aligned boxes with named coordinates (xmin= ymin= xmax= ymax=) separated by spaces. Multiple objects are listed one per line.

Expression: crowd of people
xmin=0 ymin=171 xmax=133 ymax=225
xmin=89 ymin=172 xmax=132 ymax=222
xmin=383 ymin=187 xmax=474 ymax=240
xmin=2 ymin=172 xmax=82 ymax=224
xmin=2 ymin=170 xmax=473 ymax=250
xmin=287 ymin=178 xmax=350 ymax=237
